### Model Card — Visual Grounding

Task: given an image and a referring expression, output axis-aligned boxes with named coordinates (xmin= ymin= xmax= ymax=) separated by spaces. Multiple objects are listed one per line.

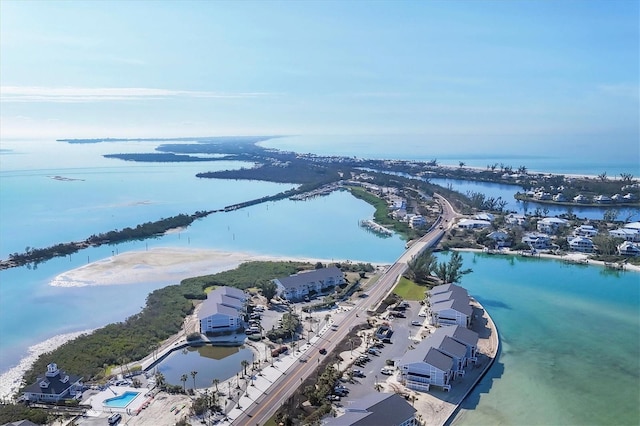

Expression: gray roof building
xmin=429 ymin=283 xmax=466 ymax=296
xmin=275 ymin=266 xmax=344 ymax=290
xmin=22 ymin=363 xmax=82 ymax=402
xmin=431 ymin=298 xmax=473 ymax=317
xmin=323 ymin=392 xmax=416 ymax=426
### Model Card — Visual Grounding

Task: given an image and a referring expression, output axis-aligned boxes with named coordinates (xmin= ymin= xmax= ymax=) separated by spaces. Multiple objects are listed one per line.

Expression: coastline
xmin=2 ymin=247 xmax=381 ymax=401
xmin=0 ymin=329 xmax=94 ymax=401
xmin=453 ymin=248 xmax=640 ymax=273
xmin=49 ymin=246 xmax=378 ymax=288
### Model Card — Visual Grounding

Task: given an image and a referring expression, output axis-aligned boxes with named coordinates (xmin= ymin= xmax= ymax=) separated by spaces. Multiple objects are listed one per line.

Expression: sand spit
xmin=50 ymin=247 xmax=374 ymax=287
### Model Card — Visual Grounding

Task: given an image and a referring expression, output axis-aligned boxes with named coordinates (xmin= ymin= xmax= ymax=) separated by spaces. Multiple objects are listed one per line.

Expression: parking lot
xmin=325 ymin=301 xmax=428 ymax=404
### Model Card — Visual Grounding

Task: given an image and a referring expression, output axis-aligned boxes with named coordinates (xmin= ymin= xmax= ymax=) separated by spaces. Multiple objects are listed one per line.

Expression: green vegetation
xmin=392 ymin=276 xmax=426 ymax=300
xmin=22 ymin=261 xmax=313 ymax=390
xmin=349 ymin=187 xmax=417 ymax=239
xmin=181 ymin=261 xmax=309 ymax=292
xmin=0 ymin=404 xmax=51 ymax=425
xmin=3 ymin=212 xmax=210 ymax=270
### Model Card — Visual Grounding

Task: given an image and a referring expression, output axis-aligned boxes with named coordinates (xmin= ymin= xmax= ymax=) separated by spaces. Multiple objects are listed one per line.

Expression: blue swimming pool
xmin=103 ymin=391 xmax=140 ymax=408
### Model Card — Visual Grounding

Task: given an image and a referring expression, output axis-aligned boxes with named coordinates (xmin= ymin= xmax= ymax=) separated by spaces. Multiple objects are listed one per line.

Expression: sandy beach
xmin=49 ymin=247 xmax=369 ymax=288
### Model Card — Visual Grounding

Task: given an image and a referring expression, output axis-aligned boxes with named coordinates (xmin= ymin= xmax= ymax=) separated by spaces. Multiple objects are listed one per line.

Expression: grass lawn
xmin=392 ymin=276 xmax=427 ymax=301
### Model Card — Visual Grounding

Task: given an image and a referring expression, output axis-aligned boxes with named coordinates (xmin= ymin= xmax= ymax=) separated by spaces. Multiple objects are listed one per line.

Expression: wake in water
xmin=0 ymin=329 xmax=94 ymax=401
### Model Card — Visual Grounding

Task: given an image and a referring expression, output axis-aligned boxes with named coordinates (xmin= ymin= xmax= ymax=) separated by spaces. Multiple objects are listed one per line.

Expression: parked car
xmin=327 ymin=395 xmax=341 ymax=401
xmin=352 ymin=369 xmax=365 ymax=378
xmin=411 ymin=320 xmax=422 ymax=326
xmin=380 ymin=368 xmax=394 ymax=376
xmin=368 ymin=348 xmax=381 ymax=355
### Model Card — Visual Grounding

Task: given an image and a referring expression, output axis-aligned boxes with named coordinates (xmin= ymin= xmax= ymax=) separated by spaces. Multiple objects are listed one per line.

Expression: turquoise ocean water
xmin=0 ymin=136 xmax=638 ymax=424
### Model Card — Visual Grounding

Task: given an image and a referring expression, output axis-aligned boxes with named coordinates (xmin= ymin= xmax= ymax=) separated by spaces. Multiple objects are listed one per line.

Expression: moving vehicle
xmin=411 ymin=320 xmax=422 ymax=326
xmin=319 ymin=348 xmax=327 ymax=355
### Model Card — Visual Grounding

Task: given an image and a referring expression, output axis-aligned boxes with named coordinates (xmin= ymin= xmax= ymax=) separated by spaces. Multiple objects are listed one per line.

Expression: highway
xmin=233 ymin=194 xmax=459 ymax=425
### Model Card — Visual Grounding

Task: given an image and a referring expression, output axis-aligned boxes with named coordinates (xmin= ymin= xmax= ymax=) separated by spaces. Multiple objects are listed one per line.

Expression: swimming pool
xmin=103 ymin=391 xmax=140 ymax=408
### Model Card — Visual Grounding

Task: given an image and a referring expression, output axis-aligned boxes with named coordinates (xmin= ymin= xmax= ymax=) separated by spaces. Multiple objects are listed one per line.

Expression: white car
xmin=380 ymin=368 xmax=394 ymax=376
xmin=411 ymin=320 xmax=422 ymax=326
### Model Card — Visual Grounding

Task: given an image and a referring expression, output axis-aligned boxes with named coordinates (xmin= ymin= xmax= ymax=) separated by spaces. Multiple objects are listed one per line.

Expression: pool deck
xmin=84 ymin=386 xmax=147 ymax=414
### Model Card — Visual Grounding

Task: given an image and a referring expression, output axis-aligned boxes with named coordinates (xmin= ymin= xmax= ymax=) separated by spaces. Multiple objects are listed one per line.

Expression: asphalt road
xmin=233 ymin=195 xmax=459 ymax=425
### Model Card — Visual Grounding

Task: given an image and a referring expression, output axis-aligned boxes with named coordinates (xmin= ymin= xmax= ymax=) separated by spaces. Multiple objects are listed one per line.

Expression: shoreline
xmin=0 ymin=329 xmax=94 ymax=401
xmin=453 ymin=247 xmax=640 ymax=273
xmin=2 ymin=247 xmax=380 ymax=401
xmin=49 ymin=246 xmax=379 ymax=288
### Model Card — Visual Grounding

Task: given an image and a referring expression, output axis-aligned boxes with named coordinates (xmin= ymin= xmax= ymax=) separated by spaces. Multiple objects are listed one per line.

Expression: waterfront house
xmin=474 ymin=212 xmax=495 ymax=222
xmin=434 ymin=325 xmax=479 ymax=363
xmin=22 ymin=363 xmax=83 ymax=403
xmin=553 ymin=193 xmax=567 ymax=202
xmin=573 ymin=194 xmax=590 ymax=204
xmin=457 ymin=219 xmax=491 ymax=230
xmin=399 ymin=347 xmax=454 ymax=392
xmin=486 ymin=230 xmax=510 ymax=247
xmin=408 ymin=214 xmax=427 ymax=229
xmin=505 ymin=213 xmax=526 ymax=227
xmin=428 ymin=283 xmax=467 ymax=297
xmin=617 ymin=241 xmax=640 ymax=257
xmin=430 ymin=298 xmax=472 ymax=328
xmin=594 ymin=195 xmax=612 ymax=204
xmin=323 ymin=392 xmax=417 ymax=426
xmin=522 ymin=232 xmax=551 ymax=250
xmin=536 ymin=217 xmax=569 ymax=234
xmin=420 ymin=333 xmax=468 ymax=377
xmin=623 ymin=193 xmax=638 ymax=202
xmin=428 ymin=285 xmax=469 ymax=306
xmin=611 ymin=194 xmax=623 ymax=203
xmin=568 ymin=236 xmax=594 ymax=253
xmin=574 ymin=224 xmax=598 ymax=237
xmin=207 ymin=293 xmax=244 ymax=311
xmin=609 ymin=228 xmax=640 ymax=242
xmin=273 ymin=266 xmax=344 ymax=301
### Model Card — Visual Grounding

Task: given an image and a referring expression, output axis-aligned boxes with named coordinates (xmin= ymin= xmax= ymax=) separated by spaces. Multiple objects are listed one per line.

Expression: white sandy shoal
xmin=0 ymin=329 xmax=94 ymax=401
xmin=50 ymin=247 xmax=375 ymax=287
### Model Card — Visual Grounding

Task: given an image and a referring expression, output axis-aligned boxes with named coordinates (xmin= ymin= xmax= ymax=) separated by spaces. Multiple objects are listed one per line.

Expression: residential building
xmin=198 ymin=286 xmax=246 ymax=334
xmin=487 ymin=230 xmax=510 ymax=247
xmin=617 ymin=241 xmax=640 ymax=257
xmin=474 ymin=212 xmax=495 ymax=222
xmin=522 ymin=232 xmax=551 ymax=250
xmin=553 ymin=193 xmax=567 ymax=202
xmin=594 ymin=195 xmax=612 ymax=204
xmin=430 ymin=298 xmax=472 ymax=328
xmin=273 ymin=266 xmax=344 ymax=301
xmin=399 ymin=347 xmax=454 ymax=392
xmin=609 ymin=228 xmax=640 ymax=242
xmin=429 ymin=283 xmax=467 ymax=296
xmin=420 ymin=333 xmax=468 ymax=377
xmin=323 ymin=393 xmax=417 ymax=426
xmin=505 ymin=213 xmax=526 ymax=227
xmin=623 ymin=193 xmax=638 ymax=202
xmin=568 ymin=236 xmax=594 ymax=253
xmin=408 ymin=215 xmax=427 ymax=229
xmin=428 ymin=286 xmax=469 ymax=305
xmin=536 ymin=217 xmax=569 ymax=234
xmin=433 ymin=325 xmax=479 ymax=363
xmin=574 ymin=225 xmax=598 ymax=237
xmin=22 ymin=363 xmax=83 ymax=403
xmin=457 ymin=219 xmax=491 ymax=230
xmin=573 ymin=194 xmax=589 ymax=204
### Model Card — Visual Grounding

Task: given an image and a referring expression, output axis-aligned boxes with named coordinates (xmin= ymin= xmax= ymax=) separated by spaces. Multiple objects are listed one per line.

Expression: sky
xmin=0 ymin=0 xmax=638 ymax=143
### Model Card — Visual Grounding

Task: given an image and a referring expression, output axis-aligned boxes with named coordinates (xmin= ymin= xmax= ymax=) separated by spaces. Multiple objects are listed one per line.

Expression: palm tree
xmin=180 ymin=374 xmax=188 ymax=392
xmin=241 ymin=360 xmax=250 ymax=377
xmin=154 ymin=372 xmax=166 ymax=390
xmin=212 ymin=378 xmax=220 ymax=395
xmin=190 ymin=370 xmax=198 ymax=390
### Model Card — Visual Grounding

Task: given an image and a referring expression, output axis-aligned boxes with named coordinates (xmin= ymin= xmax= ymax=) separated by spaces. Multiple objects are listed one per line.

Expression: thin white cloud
xmin=0 ymin=86 xmax=273 ymax=103
xmin=597 ymin=84 xmax=639 ymax=99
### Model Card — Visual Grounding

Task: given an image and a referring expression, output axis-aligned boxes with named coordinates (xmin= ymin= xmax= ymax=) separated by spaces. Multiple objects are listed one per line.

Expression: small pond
xmin=156 ymin=344 xmax=253 ymax=389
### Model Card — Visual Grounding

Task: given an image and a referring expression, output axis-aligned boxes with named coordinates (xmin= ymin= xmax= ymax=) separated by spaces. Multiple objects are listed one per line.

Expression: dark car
xmin=319 ymin=348 xmax=327 ymax=355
